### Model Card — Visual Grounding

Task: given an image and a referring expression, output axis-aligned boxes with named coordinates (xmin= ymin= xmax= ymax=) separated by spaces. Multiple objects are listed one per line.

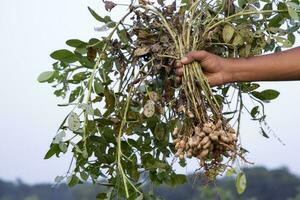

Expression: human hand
xmin=175 ymin=51 xmax=232 ymax=87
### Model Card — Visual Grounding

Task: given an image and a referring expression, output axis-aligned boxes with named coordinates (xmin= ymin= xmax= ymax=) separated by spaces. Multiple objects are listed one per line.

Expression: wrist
xmin=221 ymin=58 xmax=239 ymax=84
xmin=222 ymin=57 xmax=249 ymax=84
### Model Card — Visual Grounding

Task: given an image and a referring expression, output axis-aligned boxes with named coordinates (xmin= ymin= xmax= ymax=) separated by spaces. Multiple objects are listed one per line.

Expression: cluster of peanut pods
xmin=173 ymin=120 xmax=238 ymax=165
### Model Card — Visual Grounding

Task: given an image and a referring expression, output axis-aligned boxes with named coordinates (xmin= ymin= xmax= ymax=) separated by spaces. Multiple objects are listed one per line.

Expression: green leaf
xmin=118 ymin=29 xmax=129 ymax=44
xmin=52 ymin=131 xmax=66 ymax=144
xmin=251 ymin=89 xmax=280 ymax=101
xmin=85 ymin=104 xmax=94 ymax=116
xmin=50 ymin=49 xmax=78 ymax=63
xmin=102 ymin=127 xmax=116 ymax=144
xmin=68 ymin=112 xmax=81 ymax=131
xmin=104 ymin=89 xmax=115 ymax=113
xmin=69 ymin=86 xmax=82 ymax=103
xmin=37 ymin=71 xmax=54 ymax=83
xmin=146 ymin=115 xmax=159 ymax=133
xmin=278 ymin=2 xmax=287 ymax=11
xmin=80 ymin=171 xmax=89 ymax=181
xmin=44 ymin=144 xmax=60 ymax=159
xmin=263 ymin=3 xmax=273 ymax=18
xmin=88 ymin=38 xmax=103 ymax=48
xmin=240 ymin=83 xmax=260 ymax=92
xmin=250 ymin=106 xmax=259 ymax=118
xmin=238 ymin=0 xmax=247 ymax=8
xmin=236 ymin=172 xmax=247 ymax=194
xmin=66 ymin=39 xmax=87 ymax=48
xmin=79 ymin=57 xmax=95 ymax=69
xmin=73 ymin=72 xmax=88 ymax=81
xmin=88 ymin=7 xmax=105 ymax=22
xmin=269 ymin=14 xmax=284 ymax=27
xmin=232 ymin=34 xmax=244 ymax=46
xmin=239 ymin=44 xmax=251 ymax=57
xmin=126 ymin=162 xmax=140 ymax=182
xmin=288 ymin=33 xmax=296 ymax=45
xmin=260 ymin=89 xmax=280 ymax=100
xmin=75 ymin=47 xmax=88 ymax=55
xmin=67 ymin=175 xmax=80 ymax=187
xmin=154 ymin=122 xmax=167 ymax=140
xmin=103 ymin=16 xmax=116 ymax=27
xmin=223 ymin=25 xmax=235 ymax=43
xmin=142 ymin=154 xmax=168 ymax=170
xmin=287 ymin=1 xmax=300 ymax=9
xmin=288 ymin=7 xmax=299 ymax=20
xmin=96 ymin=118 xmax=114 ymax=126
xmin=59 ymin=142 xmax=68 ymax=153
xmin=94 ymin=80 xmax=104 ymax=95
xmin=226 ymin=168 xmax=237 ymax=176
xmin=82 ymin=149 xmax=88 ymax=159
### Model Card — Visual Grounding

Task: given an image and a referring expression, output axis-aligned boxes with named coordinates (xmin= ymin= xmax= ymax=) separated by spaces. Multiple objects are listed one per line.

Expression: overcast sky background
xmin=1 ymin=0 xmax=300 ymax=184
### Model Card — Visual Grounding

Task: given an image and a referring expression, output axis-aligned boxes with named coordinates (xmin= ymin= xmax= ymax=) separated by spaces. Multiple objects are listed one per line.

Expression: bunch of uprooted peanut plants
xmin=39 ymin=0 xmax=299 ymax=198
xmin=132 ymin=1 xmax=243 ymax=176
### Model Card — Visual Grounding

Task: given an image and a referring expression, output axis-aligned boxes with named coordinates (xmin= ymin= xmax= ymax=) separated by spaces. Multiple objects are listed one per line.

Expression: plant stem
xmin=117 ymin=87 xmax=133 ymax=198
xmin=82 ymin=10 xmax=132 ymax=153
xmin=237 ymin=89 xmax=243 ymax=137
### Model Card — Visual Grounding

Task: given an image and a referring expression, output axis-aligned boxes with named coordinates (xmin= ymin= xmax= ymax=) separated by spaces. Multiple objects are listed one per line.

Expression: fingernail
xmin=181 ymin=57 xmax=188 ymax=63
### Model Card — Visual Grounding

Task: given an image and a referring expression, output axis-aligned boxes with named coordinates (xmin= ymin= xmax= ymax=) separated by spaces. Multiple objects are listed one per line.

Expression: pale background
xmin=0 ymin=0 xmax=299 ymax=184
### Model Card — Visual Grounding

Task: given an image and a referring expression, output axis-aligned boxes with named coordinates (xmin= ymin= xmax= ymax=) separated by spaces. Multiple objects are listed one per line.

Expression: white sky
xmin=0 ymin=0 xmax=300 ymax=184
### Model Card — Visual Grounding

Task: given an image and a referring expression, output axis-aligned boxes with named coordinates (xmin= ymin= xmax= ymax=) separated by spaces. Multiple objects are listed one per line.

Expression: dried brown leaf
xmin=134 ymin=46 xmax=150 ymax=57
xmin=104 ymin=1 xmax=116 ymax=12
xmin=87 ymin=47 xmax=97 ymax=61
xmin=143 ymin=100 xmax=155 ymax=118
xmin=138 ymin=0 xmax=152 ymax=5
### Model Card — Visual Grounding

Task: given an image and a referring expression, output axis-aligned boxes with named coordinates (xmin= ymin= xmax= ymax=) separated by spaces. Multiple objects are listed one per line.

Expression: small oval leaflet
xmin=236 ymin=172 xmax=247 ymax=194
xmin=54 ymin=176 xmax=65 ymax=183
xmin=94 ymin=24 xmax=109 ymax=32
xmin=37 ymin=71 xmax=54 ymax=83
xmin=86 ymin=104 xmax=94 ymax=115
xmin=67 ymin=175 xmax=80 ymax=187
xmin=232 ymin=34 xmax=244 ymax=46
xmin=59 ymin=142 xmax=68 ymax=153
xmin=53 ymin=131 xmax=66 ymax=144
xmin=82 ymin=149 xmax=88 ymax=159
xmin=78 ymin=103 xmax=94 ymax=115
xmin=68 ymin=112 xmax=80 ymax=131
xmin=226 ymin=168 xmax=237 ymax=176
xmin=143 ymin=100 xmax=155 ymax=118
xmin=80 ymin=171 xmax=89 ymax=181
xmin=223 ymin=25 xmax=235 ymax=43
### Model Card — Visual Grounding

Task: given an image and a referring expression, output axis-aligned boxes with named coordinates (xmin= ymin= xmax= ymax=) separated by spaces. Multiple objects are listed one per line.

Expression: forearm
xmin=226 ymin=47 xmax=300 ymax=83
